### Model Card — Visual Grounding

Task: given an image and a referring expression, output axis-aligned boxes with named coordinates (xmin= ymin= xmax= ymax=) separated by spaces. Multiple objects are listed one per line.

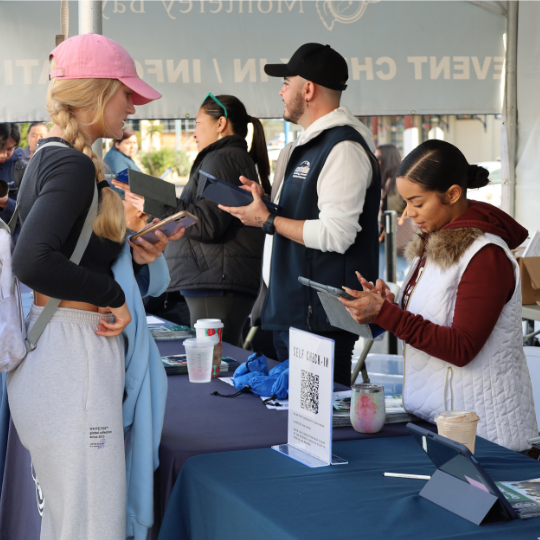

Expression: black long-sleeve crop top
xmin=12 ymin=138 xmax=126 ymax=308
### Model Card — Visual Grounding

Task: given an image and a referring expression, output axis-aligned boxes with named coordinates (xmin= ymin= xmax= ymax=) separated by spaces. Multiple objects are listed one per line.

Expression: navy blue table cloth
xmin=0 ymin=334 xmax=428 ymax=539
xmin=158 ymin=436 xmax=540 ymax=540
xmin=151 ymin=346 xmax=421 ymax=537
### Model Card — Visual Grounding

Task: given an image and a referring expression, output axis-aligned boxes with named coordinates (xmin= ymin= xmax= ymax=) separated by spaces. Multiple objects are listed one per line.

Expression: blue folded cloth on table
xmin=212 ymin=353 xmax=289 ymax=401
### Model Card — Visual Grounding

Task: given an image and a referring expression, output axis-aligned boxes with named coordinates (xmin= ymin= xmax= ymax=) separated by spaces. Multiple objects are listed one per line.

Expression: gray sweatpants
xmin=7 ymin=305 xmax=126 ymax=540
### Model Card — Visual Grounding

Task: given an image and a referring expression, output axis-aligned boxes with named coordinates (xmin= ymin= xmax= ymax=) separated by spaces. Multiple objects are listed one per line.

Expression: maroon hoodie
xmin=374 ymin=201 xmax=528 ymax=367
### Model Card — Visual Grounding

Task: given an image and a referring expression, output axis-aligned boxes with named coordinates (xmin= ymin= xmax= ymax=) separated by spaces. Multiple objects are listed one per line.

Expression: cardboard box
xmin=518 ymin=256 xmax=540 ymax=305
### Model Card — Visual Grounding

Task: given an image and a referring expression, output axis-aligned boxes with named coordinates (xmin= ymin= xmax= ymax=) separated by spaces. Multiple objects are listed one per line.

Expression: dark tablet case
xmin=200 ymin=171 xmax=279 ymax=214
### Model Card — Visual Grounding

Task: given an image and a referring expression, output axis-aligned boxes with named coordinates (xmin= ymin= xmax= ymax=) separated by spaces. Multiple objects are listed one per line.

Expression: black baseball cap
xmin=264 ymin=43 xmax=348 ymax=91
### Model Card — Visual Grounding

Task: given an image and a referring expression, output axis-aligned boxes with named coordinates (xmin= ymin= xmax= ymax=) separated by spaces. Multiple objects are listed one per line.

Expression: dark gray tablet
xmin=200 ymin=170 xmax=279 ymax=214
xmin=407 ymin=423 xmax=519 ymax=521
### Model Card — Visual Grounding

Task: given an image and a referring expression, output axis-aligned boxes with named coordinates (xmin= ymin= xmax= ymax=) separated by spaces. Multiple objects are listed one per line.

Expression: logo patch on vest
xmin=292 ymin=160 xmax=310 ymax=179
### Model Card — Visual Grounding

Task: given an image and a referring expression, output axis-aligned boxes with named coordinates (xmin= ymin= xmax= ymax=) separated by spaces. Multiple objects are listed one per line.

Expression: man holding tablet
xmin=219 ymin=43 xmax=380 ymax=385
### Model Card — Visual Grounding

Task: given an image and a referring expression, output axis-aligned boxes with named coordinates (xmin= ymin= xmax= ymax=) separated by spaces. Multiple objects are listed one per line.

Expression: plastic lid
xmin=183 ymin=337 xmax=216 ymax=348
xmin=194 ymin=318 xmax=224 ymax=329
xmin=434 ymin=411 xmax=480 ymax=423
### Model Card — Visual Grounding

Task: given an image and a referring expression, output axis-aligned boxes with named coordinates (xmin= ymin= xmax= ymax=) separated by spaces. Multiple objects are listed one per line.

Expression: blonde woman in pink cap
xmin=8 ymin=34 xmax=180 ymax=540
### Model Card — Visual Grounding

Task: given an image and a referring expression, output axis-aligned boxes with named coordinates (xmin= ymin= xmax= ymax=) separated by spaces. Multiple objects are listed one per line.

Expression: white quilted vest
xmin=400 ymin=232 xmax=538 ymax=452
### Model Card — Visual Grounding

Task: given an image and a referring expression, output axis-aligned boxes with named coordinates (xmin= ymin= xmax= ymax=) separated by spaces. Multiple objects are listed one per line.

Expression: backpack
xmin=0 ymin=141 xmax=97 ymax=372
xmin=13 ymin=159 xmax=26 ymax=189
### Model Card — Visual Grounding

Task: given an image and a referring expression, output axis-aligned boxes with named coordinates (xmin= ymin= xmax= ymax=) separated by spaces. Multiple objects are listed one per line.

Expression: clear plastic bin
xmin=352 ymin=354 xmax=404 ymax=395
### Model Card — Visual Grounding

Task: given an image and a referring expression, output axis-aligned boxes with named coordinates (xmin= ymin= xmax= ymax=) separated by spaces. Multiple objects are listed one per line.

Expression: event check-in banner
xmin=0 ymin=0 xmax=505 ymax=121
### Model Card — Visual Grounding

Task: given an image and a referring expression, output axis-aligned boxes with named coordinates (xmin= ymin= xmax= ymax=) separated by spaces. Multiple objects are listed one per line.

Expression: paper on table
xmin=146 ymin=315 xmax=165 ymax=325
xmin=495 ymin=478 xmax=540 ymax=518
xmin=523 ymin=230 xmax=540 ymax=257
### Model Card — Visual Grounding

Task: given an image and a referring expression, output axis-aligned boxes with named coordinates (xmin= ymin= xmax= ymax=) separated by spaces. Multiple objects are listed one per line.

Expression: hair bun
xmin=467 ymin=164 xmax=490 ymax=189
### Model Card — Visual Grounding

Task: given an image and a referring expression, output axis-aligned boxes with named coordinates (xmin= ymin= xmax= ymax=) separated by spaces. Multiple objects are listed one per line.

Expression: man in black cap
xmin=220 ymin=43 xmax=381 ymax=386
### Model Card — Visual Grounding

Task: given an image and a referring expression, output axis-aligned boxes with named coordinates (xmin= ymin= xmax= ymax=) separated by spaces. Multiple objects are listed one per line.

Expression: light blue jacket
xmin=104 ymin=147 xmax=141 ymax=174
xmin=112 ymin=243 xmax=170 ymax=540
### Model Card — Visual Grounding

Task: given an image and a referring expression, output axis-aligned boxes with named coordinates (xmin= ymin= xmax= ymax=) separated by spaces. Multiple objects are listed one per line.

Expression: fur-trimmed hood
xmin=405 ymin=201 xmax=528 ymax=269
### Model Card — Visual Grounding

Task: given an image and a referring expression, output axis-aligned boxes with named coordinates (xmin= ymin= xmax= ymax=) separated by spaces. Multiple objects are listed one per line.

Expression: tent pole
xmin=78 ymin=0 xmax=102 ymax=35
xmin=79 ymin=1 xmax=103 ymax=159
xmin=505 ymin=1 xmax=518 ymax=218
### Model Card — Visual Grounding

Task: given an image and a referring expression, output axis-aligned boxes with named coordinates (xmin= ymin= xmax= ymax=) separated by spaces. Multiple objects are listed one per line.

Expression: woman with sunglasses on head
xmin=340 ymin=139 xmax=537 ymax=453
xmin=9 ymin=34 xmax=181 ymax=540
xmin=118 ymin=94 xmax=270 ymax=346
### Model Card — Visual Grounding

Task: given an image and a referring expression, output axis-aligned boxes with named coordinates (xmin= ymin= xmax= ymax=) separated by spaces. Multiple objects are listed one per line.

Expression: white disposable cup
xmin=194 ymin=319 xmax=224 ymax=377
xmin=194 ymin=319 xmax=224 ymax=345
xmin=435 ymin=411 xmax=480 ymax=453
xmin=183 ymin=338 xmax=215 ymax=383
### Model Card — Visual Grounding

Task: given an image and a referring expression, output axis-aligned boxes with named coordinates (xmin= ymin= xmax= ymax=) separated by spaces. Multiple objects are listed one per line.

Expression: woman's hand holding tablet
xmin=128 ymin=211 xmax=198 ymax=264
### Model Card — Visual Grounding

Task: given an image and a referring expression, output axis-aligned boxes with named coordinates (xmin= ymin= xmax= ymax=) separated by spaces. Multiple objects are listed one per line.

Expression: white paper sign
xmin=287 ymin=328 xmax=335 ymax=465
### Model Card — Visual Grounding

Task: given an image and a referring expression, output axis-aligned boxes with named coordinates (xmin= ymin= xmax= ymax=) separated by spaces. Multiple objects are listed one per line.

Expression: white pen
xmin=383 ymin=472 xmax=431 ymax=480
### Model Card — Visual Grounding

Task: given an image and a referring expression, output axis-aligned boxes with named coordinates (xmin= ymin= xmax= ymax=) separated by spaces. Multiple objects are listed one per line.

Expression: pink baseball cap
xmin=49 ymin=33 xmax=161 ymax=105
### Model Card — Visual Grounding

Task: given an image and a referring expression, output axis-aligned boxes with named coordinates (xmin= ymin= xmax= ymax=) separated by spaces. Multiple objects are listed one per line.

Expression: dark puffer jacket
xmin=162 ymin=135 xmax=264 ymax=296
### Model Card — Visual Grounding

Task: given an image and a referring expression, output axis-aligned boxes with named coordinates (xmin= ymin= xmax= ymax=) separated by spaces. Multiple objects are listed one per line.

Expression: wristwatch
xmin=262 ymin=213 xmax=276 ymax=235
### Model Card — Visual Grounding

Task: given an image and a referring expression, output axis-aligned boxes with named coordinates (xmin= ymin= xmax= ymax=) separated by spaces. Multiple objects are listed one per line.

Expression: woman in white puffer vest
xmin=341 ymin=139 xmax=538 ymax=452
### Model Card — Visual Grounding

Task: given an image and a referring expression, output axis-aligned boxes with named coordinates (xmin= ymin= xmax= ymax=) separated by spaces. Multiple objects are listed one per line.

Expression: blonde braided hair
xmin=46 ymin=67 xmax=126 ymax=243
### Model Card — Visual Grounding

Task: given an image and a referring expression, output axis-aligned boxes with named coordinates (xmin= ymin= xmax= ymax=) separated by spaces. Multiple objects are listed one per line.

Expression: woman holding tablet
xmin=9 ymin=34 xmax=181 ymax=539
xmin=119 ymin=94 xmax=270 ymax=346
xmin=341 ymin=139 xmax=537 ymax=452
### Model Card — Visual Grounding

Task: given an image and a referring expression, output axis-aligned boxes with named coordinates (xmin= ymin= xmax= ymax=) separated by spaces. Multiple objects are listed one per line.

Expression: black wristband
xmin=262 ymin=213 xmax=276 ymax=235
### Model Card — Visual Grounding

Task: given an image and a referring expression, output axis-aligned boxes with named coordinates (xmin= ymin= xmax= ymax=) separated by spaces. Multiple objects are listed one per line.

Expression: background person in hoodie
xmin=220 ymin=43 xmax=381 ymax=386
xmin=341 ymin=139 xmax=538 ymax=452
xmin=0 ymin=123 xmax=26 ymax=232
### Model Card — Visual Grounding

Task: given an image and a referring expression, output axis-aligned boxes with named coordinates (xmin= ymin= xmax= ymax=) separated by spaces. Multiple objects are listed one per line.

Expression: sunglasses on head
xmin=204 ymin=93 xmax=227 ymax=119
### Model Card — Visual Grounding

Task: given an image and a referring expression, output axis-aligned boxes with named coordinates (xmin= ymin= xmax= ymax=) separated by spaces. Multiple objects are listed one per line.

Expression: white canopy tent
xmin=473 ymin=1 xmax=540 ymax=236
xmin=0 ymin=1 xmax=507 ymax=117
xmin=1 ymin=0 xmax=538 ymax=230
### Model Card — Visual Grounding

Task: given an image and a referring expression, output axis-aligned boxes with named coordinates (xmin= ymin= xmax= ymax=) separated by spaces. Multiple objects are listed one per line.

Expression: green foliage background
xmin=18 ymin=123 xmax=30 ymax=149
xmin=140 ymin=148 xmax=192 ymax=177
xmin=16 ymin=122 xmax=192 ymax=180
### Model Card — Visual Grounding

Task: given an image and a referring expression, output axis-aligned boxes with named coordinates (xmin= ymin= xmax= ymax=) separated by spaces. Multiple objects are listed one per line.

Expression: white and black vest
xmin=400 ymin=230 xmax=538 ymax=452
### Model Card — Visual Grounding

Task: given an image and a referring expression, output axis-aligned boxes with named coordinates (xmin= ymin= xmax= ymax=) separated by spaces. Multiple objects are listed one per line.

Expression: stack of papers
xmin=495 ymin=479 xmax=540 ymax=519
xmin=146 ymin=315 xmax=167 ymax=325
xmin=149 ymin=324 xmax=195 ymax=341
xmin=384 ymin=394 xmax=415 ymax=424
xmin=332 ymin=390 xmax=354 ymax=427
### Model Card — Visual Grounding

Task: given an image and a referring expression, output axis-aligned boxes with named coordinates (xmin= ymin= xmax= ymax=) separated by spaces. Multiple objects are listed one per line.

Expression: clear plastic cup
xmin=434 ymin=411 xmax=480 ymax=453
xmin=183 ymin=338 xmax=215 ymax=383
xmin=194 ymin=319 xmax=224 ymax=378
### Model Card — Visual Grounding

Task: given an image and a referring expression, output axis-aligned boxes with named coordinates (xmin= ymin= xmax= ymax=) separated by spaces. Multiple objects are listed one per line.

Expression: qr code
xmin=300 ymin=370 xmax=319 ymax=414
